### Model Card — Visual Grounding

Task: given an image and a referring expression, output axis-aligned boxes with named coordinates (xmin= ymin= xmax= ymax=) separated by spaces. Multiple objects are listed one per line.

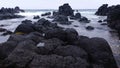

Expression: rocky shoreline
xmin=95 ymin=4 xmax=120 ymax=39
xmin=0 ymin=3 xmax=119 ymax=68
xmin=0 ymin=6 xmax=24 ymax=20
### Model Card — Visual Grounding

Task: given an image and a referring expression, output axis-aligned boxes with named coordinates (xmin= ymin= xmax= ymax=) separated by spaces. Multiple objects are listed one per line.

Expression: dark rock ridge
xmin=0 ymin=18 xmax=118 ymax=68
xmin=0 ymin=6 xmax=24 ymax=20
xmin=95 ymin=4 xmax=120 ymax=16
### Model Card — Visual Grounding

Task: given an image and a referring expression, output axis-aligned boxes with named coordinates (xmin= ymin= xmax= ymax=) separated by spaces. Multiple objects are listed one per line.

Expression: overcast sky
xmin=0 ymin=0 xmax=120 ymax=9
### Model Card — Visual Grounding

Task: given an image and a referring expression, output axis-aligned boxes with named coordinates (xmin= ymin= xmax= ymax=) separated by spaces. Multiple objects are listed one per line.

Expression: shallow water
xmin=0 ymin=10 xmax=119 ymax=67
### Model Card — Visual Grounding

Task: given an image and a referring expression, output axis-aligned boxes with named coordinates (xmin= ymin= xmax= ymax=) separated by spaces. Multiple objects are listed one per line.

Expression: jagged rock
xmin=58 ymin=3 xmax=74 ymax=16
xmin=0 ymin=6 xmax=24 ymax=20
xmin=95 ymin=4 xmax=108 ymax=16
xmin=34 ymin=18 xmax=59 ymax=33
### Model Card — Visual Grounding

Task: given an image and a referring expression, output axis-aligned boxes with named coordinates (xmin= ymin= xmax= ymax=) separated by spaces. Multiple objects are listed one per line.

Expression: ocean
xmin=0 ymin=9 xmax=119 ymax=67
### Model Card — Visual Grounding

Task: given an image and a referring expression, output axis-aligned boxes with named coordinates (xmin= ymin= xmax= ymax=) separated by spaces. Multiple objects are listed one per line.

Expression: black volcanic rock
xmin=79 ymin=17 xmax=90 ymax=23
xmin=33 ymin=15 xmax=40 ymax=19
xmin=53 ymin=15 xmax=71 ymax=25
xmin=75 ymin=12 xmax=81 ymax=19
xmin=0 ymin=6 xmax=24 ymax=20
xmin=41 ymin=12 xmax=51 ymax=16
xmin=86 ymin=26 xmax=94 ymax=30
xmin=58 ymin=3 xmax=74 ymax=16
xmin=106 ymin=5 xmax=120 ymax=39
xmin=95 ymin=4 xmax=108 ymax=16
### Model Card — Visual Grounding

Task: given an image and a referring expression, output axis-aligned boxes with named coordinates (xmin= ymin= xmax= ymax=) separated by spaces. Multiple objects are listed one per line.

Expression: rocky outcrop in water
xmin=107 ymin=5 xmax=120 ymax=39
xmin=33 ymin=16 xmax=40 ymax=19
xmin=96 ymin=4 xmax=120 ymax=38
xmin=58 ymin=3 xmax=74 ymax=16
xmin=0 ymin=6 xmax=24 ymax=20
xmin=0 ymin=18 xmax=118 ymax=68
xmin=95 ymin=4 xmax=108 ymax=16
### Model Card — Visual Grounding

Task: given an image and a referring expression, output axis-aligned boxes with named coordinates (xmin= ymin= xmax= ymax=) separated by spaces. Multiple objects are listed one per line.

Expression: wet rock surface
xmin=0 ymin=3 xmax=119 ymax=68
xmin=0 ymin=17 xmax=118 ymax=68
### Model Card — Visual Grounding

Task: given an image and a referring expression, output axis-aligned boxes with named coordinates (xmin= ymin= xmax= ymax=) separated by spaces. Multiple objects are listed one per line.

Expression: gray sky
xmin=0 ymin=0 xmax=120 ymax=9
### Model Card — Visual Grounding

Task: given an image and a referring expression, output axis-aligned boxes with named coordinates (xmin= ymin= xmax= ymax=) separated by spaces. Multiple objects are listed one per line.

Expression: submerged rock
xmin=79 ymin=17 xmax=90 ymax=23
xmin=33 ymin=16 xmax=40 ymax=19
xmin=98 ymin=20 xmax=103 ymax=23
xmin=86 ymin=26 xmax=94 ymax=30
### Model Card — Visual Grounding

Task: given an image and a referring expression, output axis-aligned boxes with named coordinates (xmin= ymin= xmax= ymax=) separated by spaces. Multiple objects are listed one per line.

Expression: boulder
xmin=79 ymin=17 xmax=90 ymax=23
xmin=41 ymin=12 xmax=51 ymax=16
xmin=14 ymin=21 xmax=35 ymax=34
xmin=98 ymin=20 xmax=103 ymax=23
xmin=95 ymin=4 xmax=108 ymax=16
xmin=64 ymin=28 xmax=78 ymax=44
xmin=34 ymin=18 xmax=59 ymax=33
xmin=45 ymin=28 xmax=66 ymax=41
xmin=53 ymin=15 xmax=71 ymax=25
xmin=33 ymin=16 xmax=40 ymax=19
xmin=86 ymin=26 xmax=94 ymax=30
xmin=74 ymin=12 xmax=81 ymax=19
xmin=75 ymin=37 xmax=118 ymax=68
xmin=1 ymin=40 xmax=37 ymax=68
xmin=58 ymin=3 xmax=74 ymax=16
